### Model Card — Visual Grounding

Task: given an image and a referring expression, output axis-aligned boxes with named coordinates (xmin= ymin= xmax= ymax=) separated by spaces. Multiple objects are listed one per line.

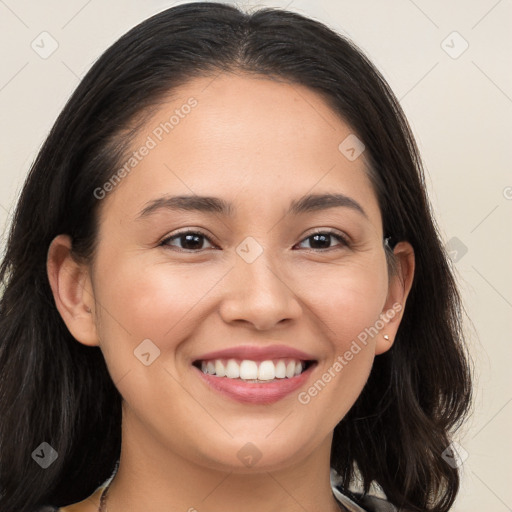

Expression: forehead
xmin=99 ymin=72 xmax=381 ymax=226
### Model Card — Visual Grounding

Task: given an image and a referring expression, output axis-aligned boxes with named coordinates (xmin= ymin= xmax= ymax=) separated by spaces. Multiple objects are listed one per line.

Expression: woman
xmin=0 ymin=2 xmax=472 ymax=511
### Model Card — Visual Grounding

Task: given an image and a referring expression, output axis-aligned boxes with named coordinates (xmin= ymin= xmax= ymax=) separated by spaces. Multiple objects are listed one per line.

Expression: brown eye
xmin=295 ymin=230 xmax=349 ymax=251
xmin=161 ymin=231 xmax=216 ymax=251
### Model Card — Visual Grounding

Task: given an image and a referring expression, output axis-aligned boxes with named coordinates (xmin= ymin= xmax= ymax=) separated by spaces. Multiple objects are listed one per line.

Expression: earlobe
xmin=46 ymin=234 xmax=99 ymax=347
xmin=375 ymin=241 xmax=415 ymax=355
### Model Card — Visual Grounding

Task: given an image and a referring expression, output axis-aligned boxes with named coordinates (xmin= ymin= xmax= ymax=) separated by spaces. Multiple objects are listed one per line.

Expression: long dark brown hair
xmin=0 ymin=3 xmax=472 ymax=511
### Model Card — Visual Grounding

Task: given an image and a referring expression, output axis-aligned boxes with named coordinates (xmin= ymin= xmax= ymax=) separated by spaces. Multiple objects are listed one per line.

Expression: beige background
xmin=0 ymin=0 xmax=511 ymax=510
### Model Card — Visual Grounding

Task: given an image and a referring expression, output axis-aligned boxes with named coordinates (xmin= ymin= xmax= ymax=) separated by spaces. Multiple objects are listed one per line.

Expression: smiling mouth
xmin=192 ymin=358 xmax=316 ymax=383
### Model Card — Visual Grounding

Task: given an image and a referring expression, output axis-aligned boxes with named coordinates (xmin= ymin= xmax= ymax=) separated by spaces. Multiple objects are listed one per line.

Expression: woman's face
xmin=55 ymin=73 xmax=411 ymax=472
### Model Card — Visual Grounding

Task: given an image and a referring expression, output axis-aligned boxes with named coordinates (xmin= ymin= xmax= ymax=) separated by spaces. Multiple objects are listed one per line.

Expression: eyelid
xmin=160 ymin=228 xmax=218 ymax=249
xmin=296 ymin=228 xmax=350 ymax=250
xmin=302 ymin=227 xmax=350 ymax=243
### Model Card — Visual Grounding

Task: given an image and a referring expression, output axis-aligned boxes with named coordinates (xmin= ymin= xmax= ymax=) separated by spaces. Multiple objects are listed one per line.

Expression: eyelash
xmin=159 ymin=228 xmax=350 ymax=253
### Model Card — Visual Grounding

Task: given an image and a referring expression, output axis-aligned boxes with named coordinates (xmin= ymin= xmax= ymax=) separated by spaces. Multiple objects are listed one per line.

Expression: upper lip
xmin=193 ymin=344 xmax=317 ymax=363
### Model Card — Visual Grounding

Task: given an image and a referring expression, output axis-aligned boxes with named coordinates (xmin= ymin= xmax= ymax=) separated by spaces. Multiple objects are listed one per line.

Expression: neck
xmin=105 ymin=409 xmax=342 ymax=512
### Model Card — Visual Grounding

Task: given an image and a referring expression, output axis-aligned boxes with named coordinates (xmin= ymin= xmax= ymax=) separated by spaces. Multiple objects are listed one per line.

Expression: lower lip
xmin=192 ymin=363 xmax=316 ymax=404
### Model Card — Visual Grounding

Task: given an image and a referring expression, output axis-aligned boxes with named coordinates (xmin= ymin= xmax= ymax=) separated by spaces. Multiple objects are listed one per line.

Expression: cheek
xmin=91 ymin=256 xmax=226 ymax=358
xmin=90 ymin=259 xmax=218 ymax=430
xmin=294 ymin=262 xmax=388 ymax=423
xmin=300 ymin=257 xmax=389 ymax=345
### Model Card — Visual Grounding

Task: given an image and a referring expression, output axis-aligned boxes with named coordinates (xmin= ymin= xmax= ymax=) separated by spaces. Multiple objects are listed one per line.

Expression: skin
xmin=48 ymin=72 xmax=414 ymax=512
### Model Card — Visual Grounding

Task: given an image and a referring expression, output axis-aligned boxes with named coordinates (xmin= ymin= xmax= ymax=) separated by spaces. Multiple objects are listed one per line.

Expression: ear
xmin=375 ymin=241 xmax=415 ymax=355
xmin=46 ymin=234 xmax=99 ymax=347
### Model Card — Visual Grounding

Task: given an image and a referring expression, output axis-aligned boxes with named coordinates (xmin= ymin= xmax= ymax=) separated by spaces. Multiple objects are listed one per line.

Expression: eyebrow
xmin=137 ymin=192 xmax=368 ymax=220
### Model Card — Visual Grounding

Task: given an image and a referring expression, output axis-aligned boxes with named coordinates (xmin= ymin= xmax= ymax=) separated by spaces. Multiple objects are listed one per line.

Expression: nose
xmin=218 ymin=249 xmax=303 ymax=331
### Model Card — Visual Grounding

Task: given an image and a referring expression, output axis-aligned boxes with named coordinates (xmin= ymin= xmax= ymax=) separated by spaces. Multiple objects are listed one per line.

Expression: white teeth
xmin=275 ymin=360 xmax=286 ymax=378
xmin=240 ymin=360 xmax=258 ymax=380
xmin=285 ymin=361 xmax=296 ymax=378
xmin=215 ymin=360 xmax=226 ymax=377
xmin=198 ymin=358 xmax=309 ymax=380
xmin=225 ymin=359 xmax=240 ymax=379
xmin=258 ymin=360 xmax=275 ymax=380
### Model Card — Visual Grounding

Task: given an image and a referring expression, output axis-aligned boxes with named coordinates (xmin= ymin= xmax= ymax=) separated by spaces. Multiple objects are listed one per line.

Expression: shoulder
xmin=333 ymin=484 xmax=398 ymax=512
xmin=33 ymin=483 xmax=106 ymax=512
xmin=32 ymin=503 xmax=95 ymax=512
xmin=33 ymin=502 xmax=92 ymax=512
xmin=356 ymin=494 xmax=399 ymax=512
